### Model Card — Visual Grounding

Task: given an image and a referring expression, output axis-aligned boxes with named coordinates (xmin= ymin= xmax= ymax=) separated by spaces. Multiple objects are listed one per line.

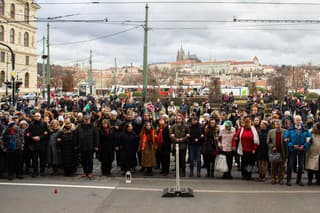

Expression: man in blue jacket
xmin=284 ymin=115 xmax=312 ymax=186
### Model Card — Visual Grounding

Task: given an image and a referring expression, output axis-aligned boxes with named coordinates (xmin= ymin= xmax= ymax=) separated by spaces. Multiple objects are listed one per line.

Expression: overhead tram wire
xmin=233 ymin=17 xmax=320 ymax=24
xmin=36 ymin=1 xmax=320 ymax=6
xmin=59 ymin=57 xmax=91 ymax=66
xmin=51 ymin=25 xmax=140 ymax=46
xmin=1 ymin=19 xmax=108 ymax=24
xmin=150 ymin=27 xmax=320 ymax=31
xmin=150 ymin=18 xmax=320 ymax=31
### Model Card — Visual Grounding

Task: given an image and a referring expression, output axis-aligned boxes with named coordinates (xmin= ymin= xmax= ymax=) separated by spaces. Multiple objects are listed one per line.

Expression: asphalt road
xmin=1 ymin=175 xmax=320 ymax=213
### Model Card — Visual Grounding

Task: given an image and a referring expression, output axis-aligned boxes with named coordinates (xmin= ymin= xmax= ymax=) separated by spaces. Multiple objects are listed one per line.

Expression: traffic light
xmin=4 ymin=81 xmax=12 ymax=88
xmin=16 ymin=81 xmax=22 ymax=93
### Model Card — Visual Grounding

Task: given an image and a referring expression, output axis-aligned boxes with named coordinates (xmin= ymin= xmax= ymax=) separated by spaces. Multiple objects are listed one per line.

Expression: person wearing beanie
xmin=219 ymin=120 xmax=236 ymax=179
xmin=2 ymin=122 xmax=23 ymax=180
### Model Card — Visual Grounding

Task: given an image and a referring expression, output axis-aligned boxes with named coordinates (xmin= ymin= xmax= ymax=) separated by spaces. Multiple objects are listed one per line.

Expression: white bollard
xmin=125 ymin=171 xmax=132 ymax=184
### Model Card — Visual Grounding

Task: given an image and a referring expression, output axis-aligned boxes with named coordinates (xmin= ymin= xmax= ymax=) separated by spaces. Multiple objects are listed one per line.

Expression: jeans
xmin=189 ymin=145 xmax=201 ymax=176
xmin=287 ymin=151 xmax=305 ymax=183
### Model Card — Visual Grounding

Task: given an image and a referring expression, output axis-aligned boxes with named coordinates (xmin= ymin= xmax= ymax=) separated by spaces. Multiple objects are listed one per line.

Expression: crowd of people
xmin=0 ymin=93 xmax=320 ymax=187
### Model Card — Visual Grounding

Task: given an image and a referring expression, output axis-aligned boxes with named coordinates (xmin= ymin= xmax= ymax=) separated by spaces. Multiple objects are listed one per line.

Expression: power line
xmin=233 ymin=17 xmax=320 ymax=23
xmin=6 ymin=18 xmax=320 ymax=25
xmin=59 ymin=57 xmax=90 ymax=66
xmin=1 ymin=19 xmax=108 ymax=24
xmin=51 ymin=25 xmax=140 ymax=46
xmin=151 ymin=27 xmax=320 ymax=31
xmin=123 ymin=19 xmax=233 ymax=23
xmin=36 ymin=1 xmax=320 ymax=6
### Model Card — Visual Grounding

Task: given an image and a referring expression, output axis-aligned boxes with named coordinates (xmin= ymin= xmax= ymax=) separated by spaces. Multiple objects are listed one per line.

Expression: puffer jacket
xmin=284 ymin=126 xmax=312 ymax=152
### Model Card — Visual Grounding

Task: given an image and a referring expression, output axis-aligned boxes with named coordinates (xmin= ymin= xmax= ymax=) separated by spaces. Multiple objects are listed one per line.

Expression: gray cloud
xmin=36 ymin=0 xmax=320 ymax=68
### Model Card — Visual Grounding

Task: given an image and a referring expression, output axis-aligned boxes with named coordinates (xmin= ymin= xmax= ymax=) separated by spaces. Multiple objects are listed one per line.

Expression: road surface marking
xmin=1 ymin=182 xmax=320 ymax=194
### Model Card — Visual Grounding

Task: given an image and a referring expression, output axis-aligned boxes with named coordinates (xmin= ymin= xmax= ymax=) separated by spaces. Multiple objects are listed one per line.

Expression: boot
xmin=206 ymin=166 xmax=211 ymax=177
xmin=181 ymin=169 xmax=186 ymax=177
xmin=210 ymin=171 xmax=215 ymax=178
xmin=307 ymin=170 xmax=313 ymax=186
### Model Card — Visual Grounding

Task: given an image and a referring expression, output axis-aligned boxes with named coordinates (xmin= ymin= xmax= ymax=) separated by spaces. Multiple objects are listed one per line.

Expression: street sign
xmin=11 ymin=70 xmax=17 ymax=79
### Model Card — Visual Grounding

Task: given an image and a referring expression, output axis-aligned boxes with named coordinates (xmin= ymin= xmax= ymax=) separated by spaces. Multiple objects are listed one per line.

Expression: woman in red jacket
xmin=139 ymin=122 xmax=157 ymax=176
xmin=232 ymin=117 xmax=259 ymax=180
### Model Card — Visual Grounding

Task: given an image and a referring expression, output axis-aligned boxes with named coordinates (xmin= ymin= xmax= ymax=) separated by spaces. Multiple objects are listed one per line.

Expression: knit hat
xmin=307 ymin=114 xmax=314 ymax=120
xmin=19 ymin=120 xmax=28 ymax=126
xmin=224 ymin=120 xmax=232 ymax=127
xmin=110 ymin=110 xmax=118 ymax=116
xmin=8 ymin=121 xmax=16 ymax=127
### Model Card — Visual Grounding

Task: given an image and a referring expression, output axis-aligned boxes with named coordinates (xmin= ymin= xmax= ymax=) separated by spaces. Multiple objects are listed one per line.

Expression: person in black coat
xmin=58 ymin=119 xmax=76 ymax=176
xmin=74 ymin=115 xmax=99 ymax=178
xmin=26 ymin=112 xmax=49 ymax=177
xmin=116 ymin=122 xmax=139 ymax=174
xmin=156 ymin=118 xmax=171 ymax=176
xmin=256 ymin=120 xmax=270 ymax=181
xmin=188 ymin=116 xmax=203 ymax=177
xmin=109 ymin=110 xmax=123 ymax=167
xmin=98 ymin=119 xmax=114 ymax=176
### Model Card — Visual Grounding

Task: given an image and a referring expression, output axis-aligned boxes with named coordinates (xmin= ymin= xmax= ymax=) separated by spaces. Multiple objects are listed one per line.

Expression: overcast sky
xmin=35 ymin=0 xmax=320 ymax=68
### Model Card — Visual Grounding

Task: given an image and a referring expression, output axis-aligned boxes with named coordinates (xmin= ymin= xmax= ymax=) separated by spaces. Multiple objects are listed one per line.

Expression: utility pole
xmin=142 ymin=3 xmax=149 ymax=103
xmin=46 ymin=23 xmax=51 ymax=105
xmin=42 ymin=36 xmax=46 ymax=98
xmin=89 ymin=50 xmax=93 ymax=94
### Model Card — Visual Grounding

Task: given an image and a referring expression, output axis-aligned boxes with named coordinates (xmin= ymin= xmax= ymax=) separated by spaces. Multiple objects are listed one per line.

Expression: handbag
xmin=269 ymin=152 xmax=282 ymax=163
xmin=214 ymin=154 xmax=228 ymax=173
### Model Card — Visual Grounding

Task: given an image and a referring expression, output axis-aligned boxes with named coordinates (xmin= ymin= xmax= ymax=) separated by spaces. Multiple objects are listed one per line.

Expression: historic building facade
xmin=0 ymin=0 xmax=40 ymax=93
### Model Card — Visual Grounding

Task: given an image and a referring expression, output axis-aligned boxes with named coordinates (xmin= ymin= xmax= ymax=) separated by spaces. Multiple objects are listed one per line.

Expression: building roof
xmin=256 ymin=81 xmax=267 ymax=87
xmin=170 ymin=59 xmax=200 ymax=65
xmin=199 ymin=60 xmax=233 ymax=65
xmin=231 ymin=61 xmax=255 ymax=65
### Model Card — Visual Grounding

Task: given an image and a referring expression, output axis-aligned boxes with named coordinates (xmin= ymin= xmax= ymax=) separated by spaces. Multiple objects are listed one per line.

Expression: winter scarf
xmin=237 ymin=126 xmax=260 ymax=155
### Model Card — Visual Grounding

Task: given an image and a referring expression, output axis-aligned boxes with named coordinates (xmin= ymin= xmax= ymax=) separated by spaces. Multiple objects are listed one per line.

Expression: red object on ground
xmin=54 ymin=189 xmax=58 ymax=194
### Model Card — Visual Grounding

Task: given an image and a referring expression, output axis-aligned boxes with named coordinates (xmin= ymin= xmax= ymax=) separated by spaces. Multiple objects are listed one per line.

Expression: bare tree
xmin=270 ymin=76 xmax=287 ymax=99
xmin=209 ymin=77 xmax=221 ymax=103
